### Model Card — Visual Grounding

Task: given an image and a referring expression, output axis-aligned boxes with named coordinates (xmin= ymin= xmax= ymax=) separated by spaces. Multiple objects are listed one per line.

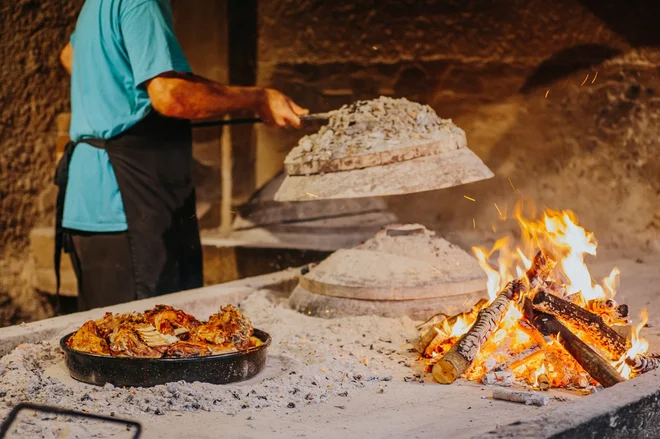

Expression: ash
xmin=0 ymin=292 xmax=418 ymax=434
xmin=289 ymin=96 xmax=456 ymax=162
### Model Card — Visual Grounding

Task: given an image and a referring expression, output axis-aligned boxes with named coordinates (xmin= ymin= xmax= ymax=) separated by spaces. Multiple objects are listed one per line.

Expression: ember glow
xmin=420 ymin=202 xmax=649 ymax=389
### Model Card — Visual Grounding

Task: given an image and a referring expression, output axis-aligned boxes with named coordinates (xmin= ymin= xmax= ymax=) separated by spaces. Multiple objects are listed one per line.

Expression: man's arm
xmin=146 ymin=72 xmax=307 ymax=128
xmin=60 ymin=42 xmax=73 ymax=75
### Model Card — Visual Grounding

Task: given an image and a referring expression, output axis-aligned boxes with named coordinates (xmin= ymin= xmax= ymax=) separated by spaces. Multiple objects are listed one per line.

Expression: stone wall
xmin=256 ymin=0 xmax=660 ymax=251
xmin=2 ymin=0 xmax=659 ymax=325
xmin=0 ymin=0 xmax=84 ymax=324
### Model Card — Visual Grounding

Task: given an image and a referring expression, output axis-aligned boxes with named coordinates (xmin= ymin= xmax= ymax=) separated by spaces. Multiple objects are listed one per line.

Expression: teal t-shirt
xmin=63 ymin=0 xmax=191 ymax=232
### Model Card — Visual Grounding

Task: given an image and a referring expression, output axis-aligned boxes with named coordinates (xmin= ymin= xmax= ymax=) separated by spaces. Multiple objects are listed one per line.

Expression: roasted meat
xmin=67 ymin=304 xmax=257 ymax=358
xmin=164 ymin=341 xmax=212 ymax=358
xmin=193 ymin=305 xmax=254 ymax=350
xmin=95 ymin=312 xmax=146 ymax=338
xmin=66 ymin=321 xmax=110 ymax=355
xmin=144 ymin=305 xmax=200 ymax=337
xmin=107 ymin=324 xmax=164 ymax=358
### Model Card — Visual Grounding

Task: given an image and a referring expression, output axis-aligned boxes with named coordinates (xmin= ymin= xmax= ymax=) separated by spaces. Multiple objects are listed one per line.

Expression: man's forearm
xmin=147 ymin=73 xmax=265 ymax=120
xmin=60 ymin=43 xmax=73 ymax=75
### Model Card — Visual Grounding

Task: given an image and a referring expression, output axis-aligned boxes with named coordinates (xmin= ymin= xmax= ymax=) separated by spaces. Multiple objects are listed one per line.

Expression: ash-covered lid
xmin=274 ymin=97 xmax=494 ymax=202
xmin=287 ymin=97 xmax=458 ymax=165
xmin=300 ymin=224 xmax=487 ymax=301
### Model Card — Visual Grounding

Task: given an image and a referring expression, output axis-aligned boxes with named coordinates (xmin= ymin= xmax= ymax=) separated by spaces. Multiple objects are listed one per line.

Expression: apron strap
xmin=53 ymin=138 xmax=106 ymax=315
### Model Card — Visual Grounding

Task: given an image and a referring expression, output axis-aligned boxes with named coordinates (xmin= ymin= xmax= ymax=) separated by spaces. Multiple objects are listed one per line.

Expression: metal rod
xmin=191 ymin=112 xmax=330 ymax=128
xmin=0 ymin=402 xmax=142 ymax=439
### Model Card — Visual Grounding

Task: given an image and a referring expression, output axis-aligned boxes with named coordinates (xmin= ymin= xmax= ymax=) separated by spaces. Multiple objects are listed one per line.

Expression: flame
xmin=616 ymin=309 xmax=649 ymax=379
xmin=473 ymin=202 xmax=617 ymax=304
xmin=530 ymin=363 xmax=547 ymax=387
xmin=420 ymin=200 xmax=647 ymax=389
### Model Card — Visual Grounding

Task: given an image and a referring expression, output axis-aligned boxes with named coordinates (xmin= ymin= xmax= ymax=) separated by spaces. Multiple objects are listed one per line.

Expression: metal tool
xmin=0 ymin=403 xmax=142 ymax=439
xmin=191 ymin=112 xmax=330 ymax=128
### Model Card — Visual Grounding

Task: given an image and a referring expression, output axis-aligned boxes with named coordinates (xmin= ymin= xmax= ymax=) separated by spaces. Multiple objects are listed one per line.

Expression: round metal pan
xmin=59 ymin=329 xmax=271 ymax=387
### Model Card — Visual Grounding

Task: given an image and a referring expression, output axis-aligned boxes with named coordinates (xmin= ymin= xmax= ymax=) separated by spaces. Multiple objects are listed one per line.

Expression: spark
xmin=494 ymin=203 xmax=503 ymax=217
xmin=581 ymin=74 xmax=589 ymax=86
xmin=473 ymin=218 xmax=476 ymax=229
xmin=563 ymin=79 xmax=569 ymax=87
xmin=544 ymin=90 xmax=550 ymax=98
xmin=508 ymin=177 xmax=523 ymax=197
xmin=464 ymin=195 xmax=476 ymax=202
xmin=591 ymin=71 xmax=598 ymax=84
xmin=428 ymin=264 xmax=442 ymax=274
xmin=404 ymin=265 xmax=417 ymax=274
xmin=306 ymin=192 xmax=319 ymax=198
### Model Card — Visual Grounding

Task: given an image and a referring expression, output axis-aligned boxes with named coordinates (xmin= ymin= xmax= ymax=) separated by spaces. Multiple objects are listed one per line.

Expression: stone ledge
xmin=473 ymin=370 xmax=660 ymax=439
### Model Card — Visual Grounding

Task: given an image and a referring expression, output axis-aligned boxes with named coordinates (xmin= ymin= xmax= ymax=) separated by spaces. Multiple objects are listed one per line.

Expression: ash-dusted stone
xmin=290 ymin=224 xmax=488 ymax=319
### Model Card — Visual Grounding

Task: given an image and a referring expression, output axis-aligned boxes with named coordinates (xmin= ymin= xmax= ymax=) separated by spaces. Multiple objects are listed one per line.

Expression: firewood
xmin=492 ymin=388 xmax=549 ymax=406
xmin=416 ymin=324 xmax=444 ymax=354
xmin=625 ymin=354 xmax=660 ymax=375
xmin=537 ymin=373 xmax=550 ymax=391
xmin=586 ymin=299 xmax=629 ymax=325
xmin=545 ymin=281 xmax=568 ymax=298
xmin=493 ymin=344 xmax=542 ymax=372
xmin=416 ymin=300 xmax=487 ymax=354
xmin=423 ymin=331 xmax=451 ymax=358
xmin=432 ymin=250 xmax=556 ymax=384
xmin=531 ymin=311 xmax=624 ymax=388
xmin=432 ymin=282 xmax=518 ymax=384
xmin=532 ymin=290 xmax=628 ymax=360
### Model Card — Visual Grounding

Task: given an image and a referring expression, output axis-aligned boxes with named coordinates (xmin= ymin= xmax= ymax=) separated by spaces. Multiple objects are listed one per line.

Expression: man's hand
xmin=146 ymin=72 xmax=309 ymax=126
xmin=257 ymin=89 xmax=309 ymax=128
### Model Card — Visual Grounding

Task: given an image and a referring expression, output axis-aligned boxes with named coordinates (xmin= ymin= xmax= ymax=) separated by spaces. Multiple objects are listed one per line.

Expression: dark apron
xmin=54 ymin=111 xmax=203 ymax=311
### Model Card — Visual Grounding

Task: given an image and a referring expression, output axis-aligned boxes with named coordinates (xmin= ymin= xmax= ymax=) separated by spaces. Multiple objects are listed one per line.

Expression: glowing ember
xmin=418 ymin=202 xmax=651 ymax=390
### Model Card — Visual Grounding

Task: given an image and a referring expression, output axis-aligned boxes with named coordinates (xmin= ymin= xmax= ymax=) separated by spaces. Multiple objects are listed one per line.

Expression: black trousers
xmin=67 ymin=231 xmax=136 ymax=311
xmin=67 ymin=223 xmax=203 ymax=312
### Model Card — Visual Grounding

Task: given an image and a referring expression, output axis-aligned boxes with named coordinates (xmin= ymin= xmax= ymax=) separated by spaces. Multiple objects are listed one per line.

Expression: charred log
xmin=532 ymin=289 xmax=628 ymax=360
xmin=625 ymin=354 xmax=660 ymax=375
xmin=493 ymin=344 xmax=542 ymax=372
xmin=586 ymin=299 xmax=629 ymax=325
xmin=531 ymin=311 xmax=624 ymax=388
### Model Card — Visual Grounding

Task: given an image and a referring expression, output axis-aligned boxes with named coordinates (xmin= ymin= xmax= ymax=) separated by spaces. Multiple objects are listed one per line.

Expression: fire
xmin=420 ymin=201 xmax=649 ymax=389
xmin=616 ymin=309 xmax=649 ymax=379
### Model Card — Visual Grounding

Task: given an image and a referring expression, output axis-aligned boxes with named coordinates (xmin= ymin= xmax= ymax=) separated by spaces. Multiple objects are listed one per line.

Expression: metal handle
xmin=0 ymin=403 xmax=142 ymax=439
xmin=191 ymin=112 xmax=330 ymax=128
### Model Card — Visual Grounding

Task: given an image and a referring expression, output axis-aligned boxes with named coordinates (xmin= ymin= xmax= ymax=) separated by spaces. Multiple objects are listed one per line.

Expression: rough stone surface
xmin=257 ymin=0 xmax=660 ymax=252
xmin=0 ymin=0 xmax=83 ymax=326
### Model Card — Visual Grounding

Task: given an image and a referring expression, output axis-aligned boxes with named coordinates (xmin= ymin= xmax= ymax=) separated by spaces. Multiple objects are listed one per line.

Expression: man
xmin=56 ymin=0 xmax=307 ymax=311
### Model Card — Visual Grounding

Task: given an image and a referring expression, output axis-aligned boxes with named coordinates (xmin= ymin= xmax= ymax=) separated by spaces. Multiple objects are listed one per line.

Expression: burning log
xmin=482 ymin=370 xmax=514 ymax=386
xmin=492 ymin=388 xmax=549 ymax=407
xmin=537 ymin=373 xmax=550 ymax=391
xmin=586 ymin=299 xmax=629 ymax=325
xmin=531 ymin=290 xmax=628 ymax=360
xmin=625 ymin=354 xmax=660 ymax=375
xmin=432 ymin=250 xmax=555 ymax=384
xmin=531 ymin=311 xmax=624 ymax=388
xmin=416 ymin=301 xmax=486 ymax=355
xmin=493 ymin=344 xmax=542 ymax=372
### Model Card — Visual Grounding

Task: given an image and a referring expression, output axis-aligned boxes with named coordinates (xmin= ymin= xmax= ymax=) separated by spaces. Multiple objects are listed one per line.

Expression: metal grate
xmin=0 ymin=402 xmax=142 ymax=439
